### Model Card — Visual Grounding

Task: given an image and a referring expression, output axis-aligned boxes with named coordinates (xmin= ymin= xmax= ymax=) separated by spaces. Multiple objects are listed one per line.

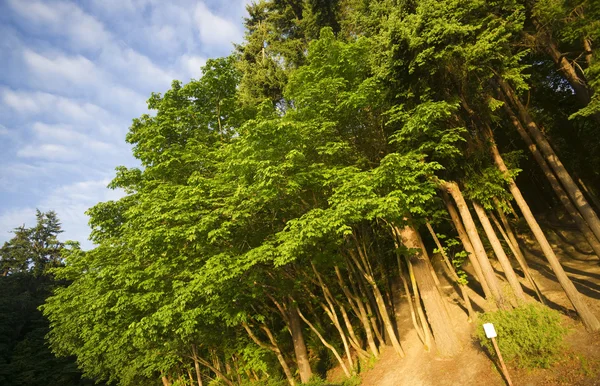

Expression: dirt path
xmin=356 ymin=216 xmax=600 ymax=385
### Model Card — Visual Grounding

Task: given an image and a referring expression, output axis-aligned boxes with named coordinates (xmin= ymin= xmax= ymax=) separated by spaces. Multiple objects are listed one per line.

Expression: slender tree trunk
xmin=577 ymin=176 xmax=600 ymax=214
xmin=192 ymin=345 xmax=204 ymax=386
xmin=242 ymin=323 xmax=296 ymax=386
xmin=426 ymin=222 xmax=474 ymax=320
xmin=489 ymin=208 xmax=544 ymax=303
xmin=395 ymin=224 xmax=461 ymax=356
xmin=351 ymin=263 xmax=385 ymax=348
xmin=442 ymin=181 xmax=506 ymax=308
xmin=473 ymin=202 xmax=526 ymax=302
xmin=348 ymin=258 xmax=385 ymax=347
xmin=187 ymin=369 xmax=195 ymax=386
xmin=297 ymin=307 xmax=351 ymax=377
xmin=348 ymin=244 xmax=405 ymax=358
xmin=398 ymin=253 xmax=427 ymax=344
xmin=583 ymin=37 xmax=593 ymax=67
xmin=288 ymin=305 xmax=313 ymax=383
xmin=405 ymin=254 xmax=434 ymax=351
xmin=543 ymin=34 xmax=592 ymax=106
xmin=501 ymin=99 xmax=600 ymax=256
xmin=335 ymin=266 xmax=379 ymax=357
xmin=161 ymin=375 xmax=171 ymax=386
xmin=441 ymin=191 xmax=492 ymax=299
xmin=312 ymin=264 xmax=355 ymax=370
xmin=498 ymin=79 xmax=600 ymax=242
xmin=349 ymin=234 xmax=404 ymax=358
xmin=194 ymin=354 xmax=234 ymax=386
xmin=485 ymin=127 xmax=600 ymax=331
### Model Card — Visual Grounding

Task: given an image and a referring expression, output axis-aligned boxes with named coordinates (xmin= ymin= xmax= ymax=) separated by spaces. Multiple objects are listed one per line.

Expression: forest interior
xmin=2 ymin=0 xmax=600 ymax=385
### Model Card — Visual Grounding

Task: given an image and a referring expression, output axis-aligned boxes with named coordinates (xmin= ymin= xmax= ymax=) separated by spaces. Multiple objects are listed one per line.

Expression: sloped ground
xmin=356 ymin=214 xmax=600 ymax=386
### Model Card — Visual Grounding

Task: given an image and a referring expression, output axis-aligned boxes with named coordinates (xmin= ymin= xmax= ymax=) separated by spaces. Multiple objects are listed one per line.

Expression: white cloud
xmin=31 ymin=122 xmax=115 ymax=151
xmin=1 ymin=88 xmax=114 ymax=125
xmin=17 ymin=143 xmax=80 ymax=161
xmin=7 ymin=0 xmax=110 ymax=49
xmin=0 ymin=0 xmax=250 ymax=251
xmin=180 ymin=54 xmax=207 ymax=79
xmin=194 ymin=2 xmax=243 ymax=47
xmin=23 ymin=49 xmax=99 ymax=86
xmin=0 ymin=179 xmax=126 ymax=249
xmin=0 ymin=208 xmax=37 ymax=242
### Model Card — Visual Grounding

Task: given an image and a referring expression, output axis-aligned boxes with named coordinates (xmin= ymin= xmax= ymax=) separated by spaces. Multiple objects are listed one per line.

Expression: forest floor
xmin=344 ymin=213 xmax=600 ymax=386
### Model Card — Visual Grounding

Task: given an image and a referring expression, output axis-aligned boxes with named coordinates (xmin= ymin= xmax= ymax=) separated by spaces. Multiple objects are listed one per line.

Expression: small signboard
xmin=483 ymin=323 xmax=497 ymax=339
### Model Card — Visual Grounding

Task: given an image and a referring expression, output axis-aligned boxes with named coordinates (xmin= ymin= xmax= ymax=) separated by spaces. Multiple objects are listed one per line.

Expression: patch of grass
xmin=475 ymin=303 xmax=568 ymax=369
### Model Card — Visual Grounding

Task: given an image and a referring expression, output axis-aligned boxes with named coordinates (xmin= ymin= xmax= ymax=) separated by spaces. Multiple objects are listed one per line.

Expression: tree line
xmin=4 ymin=0 xmax=599 ymax=385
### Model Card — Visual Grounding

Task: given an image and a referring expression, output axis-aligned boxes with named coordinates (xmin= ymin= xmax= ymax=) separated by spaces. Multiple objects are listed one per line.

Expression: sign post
xmin=483 ymin=323 xmax=513 ymax=386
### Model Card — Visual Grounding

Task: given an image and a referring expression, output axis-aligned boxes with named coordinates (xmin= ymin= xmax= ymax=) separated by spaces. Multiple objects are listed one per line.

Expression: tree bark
xmin=348 ymin=241 xmax=405 ymax=358
xmin=498 ymin=78 xmax=600 ymax=243
xmin=311 ymin=263 xmax=355 ymax=370
xmin=395 ymin=223 xmax=461 ymax=356
xmin=442 ymin=181 xmax=506 ymax=308
xmin=489 ymin=208 xmax=544 ymax=303
xmin=194 ymin=353 xmax=234 ymax=386
xmin=425 ymin=222 xmax=474 ymax=320
xmin=288 ymin=305 xmax=313 ymax=383
xmin=192 ymin=345 xmax=204 ymax=386
xmin=242 ymin=323 xmax=296 ymax=386
xmin=577 ymin=176 xmax=600 ymax=214
xmin=297 ymin=307 xmax=351 ymax=377
xmin=405 ymin=255 xmax=434 ymax=351
xmin=398 ymin=253 xmax=427 ymax=344
xmin=500 ymin=99 xmax=600 ymax=256
xmin=473 ymin=201 xmax=526 ymax=302
xmin=485 ymin=127 xmax=600 ymax=331
xmin=335 ymin=266 xmax=379 ymax=357
xmin=441 ymin=191 xmax=492 ymax=299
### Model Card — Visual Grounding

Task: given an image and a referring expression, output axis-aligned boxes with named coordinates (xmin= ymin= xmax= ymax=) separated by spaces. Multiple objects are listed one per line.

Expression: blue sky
xmin=0 ymin=0 xmax=249 ymax=248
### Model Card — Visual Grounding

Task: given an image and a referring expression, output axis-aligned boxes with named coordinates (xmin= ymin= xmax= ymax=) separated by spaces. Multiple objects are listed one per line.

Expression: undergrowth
xmin=475 ymin=303 xmax=568 ymax=368
xmin=238 ymin=374 xmax=361 ymax=386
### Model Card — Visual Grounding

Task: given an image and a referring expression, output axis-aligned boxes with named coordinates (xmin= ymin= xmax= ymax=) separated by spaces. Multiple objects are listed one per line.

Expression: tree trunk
xmin=442 ymin=181 xmax=506 ymax=308
xmin=473 ymin=201 xmax=526 ymax=302
xmin=242 ymin=323 xmax=296 ymax=386
xmin=425 ymin=222 xmax=474 ymax=320
xmin=348 ymin=236 xmax=405 ymax=357
xmin=161 ymin=376 xmax=171 ymax=386
xmin=501 ymin=99 xmax=600 ymax=256
xmin=398 ymin=253 xmax=427 ymax=344
xmin=489 ymin=207 xmax=544 ymax=303
xmin=543 ymin=34 xmax=592 ymax=106
xmin=577 ymin=176 xmax=600 ymax=214
xmin=194 ymin=354 xmax=234 ymax=386
xmin=297 ymin=307 xmax=351 ymax=377
xmin=335 ymin=266 xmax=379 ymax=357
xmin=442 ymin=191 xmax=492 ymax=299
xmin=498 ymin=78 xmax=600 ymax=243
xmin=405 ymin=255 xmax=434 ymax=351
xmin=395 ymin=224 xmax=461 ymax=356
xmin=312 ymin=263 xmax=355 ymax=370
xmin=485 ymin=127 xmax=600 ymax=331
xmin=288 ymin=305 xmax=313 ymax=383
xmin=192 ymin=345 xmax=204 ymax=386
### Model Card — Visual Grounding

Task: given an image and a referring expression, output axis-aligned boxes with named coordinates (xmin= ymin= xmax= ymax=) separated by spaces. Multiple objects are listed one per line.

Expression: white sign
xmin=483 ymin=323 xmax=497 ymax=338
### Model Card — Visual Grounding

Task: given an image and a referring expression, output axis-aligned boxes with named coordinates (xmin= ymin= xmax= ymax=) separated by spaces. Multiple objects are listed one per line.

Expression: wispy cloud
xmin=0 ymin=0 xmax=249 ymax=248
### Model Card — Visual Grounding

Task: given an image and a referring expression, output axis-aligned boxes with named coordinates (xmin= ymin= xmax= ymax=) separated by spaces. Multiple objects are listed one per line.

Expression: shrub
xmin=475 ymin=303 xmax=568 ymax=368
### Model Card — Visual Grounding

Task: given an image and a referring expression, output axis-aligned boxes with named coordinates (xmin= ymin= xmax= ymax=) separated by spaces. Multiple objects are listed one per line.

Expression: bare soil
xmin=353 ymin=214 xmax=600 ymax=385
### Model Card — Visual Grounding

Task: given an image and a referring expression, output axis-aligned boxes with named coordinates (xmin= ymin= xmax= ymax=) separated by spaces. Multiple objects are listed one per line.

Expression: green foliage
xmin=475 ymin=303 xmax=568 ymax=369
xmin=39 ymin=0 xmax=600 ymax=384
xmin=0 ymin=212 xmax=96 ymax=386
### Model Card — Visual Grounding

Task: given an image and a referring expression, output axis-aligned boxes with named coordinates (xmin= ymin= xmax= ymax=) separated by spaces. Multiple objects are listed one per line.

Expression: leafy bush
xmin=475 ymin=303 xmax=568 ymax=368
